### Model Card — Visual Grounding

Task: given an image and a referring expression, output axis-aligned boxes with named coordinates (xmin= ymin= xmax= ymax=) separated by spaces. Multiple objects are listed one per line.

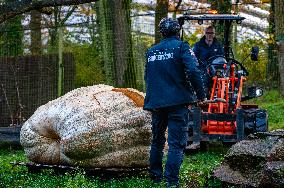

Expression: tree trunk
xmin=155 ymin=0 xmax=169 ymax=44
xmin=96 ymin=1 xmax=115 ymax=86
xmin=278 ymin=42 xmax=284 ymax=96
xmin=210 ymin=0 xmax=231 ymax=43
xmin=97 ymin=0 xmax=136 ymax=88
xmin=48 ymin=7 xmax=59 ymax=53
xmin=30 ymin=10 xmax=42 ymax=54
xmin=110 ymin=0 xmax=136 ymax=88
xmin=274 ymin=0 xmax=284 ymax=96
xmin=267 ymin=0 xmax=279 ymax=88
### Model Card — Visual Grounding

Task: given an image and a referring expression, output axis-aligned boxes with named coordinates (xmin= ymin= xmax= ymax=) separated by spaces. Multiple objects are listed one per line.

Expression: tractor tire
xmin=244 ymin=109 xmax=268 ymax=136
xmin=255 ymin=109 xmax=268 ymax=132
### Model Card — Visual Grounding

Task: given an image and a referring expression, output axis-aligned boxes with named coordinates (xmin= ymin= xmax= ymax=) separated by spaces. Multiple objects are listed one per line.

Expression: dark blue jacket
xmin=193 ymin=36 xmax=224 ymax=66
xmin=143 ymin=36 xmax=205 ymax=110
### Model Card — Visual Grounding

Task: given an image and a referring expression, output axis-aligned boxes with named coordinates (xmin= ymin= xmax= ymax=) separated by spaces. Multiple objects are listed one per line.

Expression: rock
xmin=261 ymin=161 xmax=284 ymax=187
xmin=20 ymin=85 xmax=152 ymax=168
xmin=213 ymin=129 xmax=284 ymax=187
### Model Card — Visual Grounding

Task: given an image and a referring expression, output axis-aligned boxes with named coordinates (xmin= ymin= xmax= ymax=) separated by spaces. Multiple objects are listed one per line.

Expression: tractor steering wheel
xmin=205 ymin=55 xmax=249 ymax=77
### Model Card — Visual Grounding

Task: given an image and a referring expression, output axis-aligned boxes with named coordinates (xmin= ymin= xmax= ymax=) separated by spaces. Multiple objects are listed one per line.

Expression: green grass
xmin=0 ymin=149 xmax=223 ymax=188
xmin=0 ymin=90 xmax=282 ymax=188
xmin=180 ymin=151 xmax=224 ymax=188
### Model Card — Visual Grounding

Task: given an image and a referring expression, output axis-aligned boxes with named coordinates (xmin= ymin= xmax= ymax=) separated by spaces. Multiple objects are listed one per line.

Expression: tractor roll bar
xmin=177 ymin=14 xmax=246 ymax=59
xmin=177 ymin=14 xmax=245 ymax=22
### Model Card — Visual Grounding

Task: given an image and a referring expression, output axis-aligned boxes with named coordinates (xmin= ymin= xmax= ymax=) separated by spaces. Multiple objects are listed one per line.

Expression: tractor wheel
xmin=255 ymin=109 xmax=268 ymax=132
xmin=244 ymin=109 xmax=268 ymax=136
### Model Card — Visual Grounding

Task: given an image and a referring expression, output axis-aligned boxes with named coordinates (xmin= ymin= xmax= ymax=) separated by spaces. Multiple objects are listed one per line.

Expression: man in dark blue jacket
xmin=193 ymin=26 xmax=224 ymax=65
xmin=193 ymin=26 xmax=224 ymax=96
xmin=144 ymin=17 xmax=206 ymax=188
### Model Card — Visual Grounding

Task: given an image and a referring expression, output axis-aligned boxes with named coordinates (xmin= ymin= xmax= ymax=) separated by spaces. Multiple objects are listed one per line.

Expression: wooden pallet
xmin=10 ymin=161 xmax=149 ymax=178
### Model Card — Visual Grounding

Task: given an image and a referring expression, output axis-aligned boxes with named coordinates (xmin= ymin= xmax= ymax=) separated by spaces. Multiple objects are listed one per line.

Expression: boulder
xmin=213 ymin=130 xmax=284 ymax=187
xmin=20 ymin=85 xmax=152 ymax=168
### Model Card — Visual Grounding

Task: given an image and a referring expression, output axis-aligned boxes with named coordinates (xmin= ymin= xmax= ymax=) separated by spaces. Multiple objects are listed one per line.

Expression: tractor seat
xmin=208 ymin=57 xmax=228 ymax=77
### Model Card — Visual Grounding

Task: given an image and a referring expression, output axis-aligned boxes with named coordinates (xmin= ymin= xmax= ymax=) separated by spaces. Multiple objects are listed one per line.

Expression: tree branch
xmin=60 ymin=6 xmax=78 ymax=26
xmin=0 ymin=0 xmax=99 ymax=23
xmin=175 ymin=0 xmax=183 ymax=11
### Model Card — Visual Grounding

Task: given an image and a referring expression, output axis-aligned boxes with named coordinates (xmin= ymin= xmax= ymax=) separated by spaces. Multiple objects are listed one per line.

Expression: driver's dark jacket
xmin=193 ymin=36 xmax=224 ymax=67
xmin=143 ymin=36 xmax=205 ymax=110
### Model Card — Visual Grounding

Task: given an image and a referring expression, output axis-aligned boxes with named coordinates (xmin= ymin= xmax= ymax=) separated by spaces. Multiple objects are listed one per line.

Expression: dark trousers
xmin=149 ymin=104 xmax=188 ymax=187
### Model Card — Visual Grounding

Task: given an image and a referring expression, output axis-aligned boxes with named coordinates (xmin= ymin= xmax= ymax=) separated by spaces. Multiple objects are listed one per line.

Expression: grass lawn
xmin=0 ymin=90 xmax=282 ymax=188
xmin=0 ymin=149 xmax=223 ymax=188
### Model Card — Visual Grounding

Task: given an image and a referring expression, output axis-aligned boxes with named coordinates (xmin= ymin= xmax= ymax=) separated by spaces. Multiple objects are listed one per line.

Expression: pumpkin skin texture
xmin=20 ymin=85 xmax=151 ymax=168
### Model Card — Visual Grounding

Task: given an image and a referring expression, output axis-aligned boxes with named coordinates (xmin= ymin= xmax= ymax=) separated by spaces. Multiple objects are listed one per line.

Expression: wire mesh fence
xmin=0 ymin=2 xmax=151 ymax=126
xmin=0 ymin=54 xmax=75 ymax=126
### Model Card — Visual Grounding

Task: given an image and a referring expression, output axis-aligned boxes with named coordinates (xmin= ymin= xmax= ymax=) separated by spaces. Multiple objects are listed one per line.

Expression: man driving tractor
xmin=193 ymin=26 xmax=224 ymax=96
xmin=193 ymin=26 xmax=224 ymax=64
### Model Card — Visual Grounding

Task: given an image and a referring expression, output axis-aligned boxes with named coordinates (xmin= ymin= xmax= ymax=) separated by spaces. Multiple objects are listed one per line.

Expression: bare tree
xmin=210 ymin=0 xmax=231 ymax=44
xmin=155 ymin=0 xmax=169 ymax=44
xmin=0 ymin=0 xmax=99 ymax=23
xmin=267 ymin=0 xmax=279 ymax=87
xmin=47 ymin=6 xmax=77 ymax=52
xmin=30 ymin=10 xmax=42 ymax=54
xmin=172 ymin=0 xmax=182 ymax=19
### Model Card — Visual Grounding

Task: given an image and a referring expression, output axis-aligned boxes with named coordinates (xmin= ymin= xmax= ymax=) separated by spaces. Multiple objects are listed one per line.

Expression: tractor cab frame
xmin=178 ymin=14 xmax=246 ymax=59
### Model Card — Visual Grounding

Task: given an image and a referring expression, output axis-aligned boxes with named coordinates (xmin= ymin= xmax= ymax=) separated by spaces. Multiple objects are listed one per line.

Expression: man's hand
xmin=194 ymin=98 xmax=227 ymax=108
xmin=197 ymin=98 xmax=208 ymax=107
xmin=198 ymin=98 xmax=227 ymax=106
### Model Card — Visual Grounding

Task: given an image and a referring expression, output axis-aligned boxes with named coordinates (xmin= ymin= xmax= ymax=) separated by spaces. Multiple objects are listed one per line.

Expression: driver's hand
xmin=197 ymin=98 xmax=208 ymax=107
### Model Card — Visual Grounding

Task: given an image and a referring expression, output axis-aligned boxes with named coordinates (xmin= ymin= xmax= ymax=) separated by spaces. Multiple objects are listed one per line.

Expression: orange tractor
xmin=177 ymin=14 xmax=268 ymax=148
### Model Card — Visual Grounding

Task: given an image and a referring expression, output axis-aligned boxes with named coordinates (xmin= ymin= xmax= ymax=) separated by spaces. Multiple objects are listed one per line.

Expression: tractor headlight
xmin=255 ymin=88 xmax=263 ymax=97
xmin=248 ymin=87 xmax=263 ymax=98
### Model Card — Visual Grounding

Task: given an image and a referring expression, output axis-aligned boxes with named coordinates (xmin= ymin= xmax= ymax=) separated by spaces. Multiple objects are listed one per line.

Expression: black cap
xmin=159 ymin=17 xmax=181 ymax=38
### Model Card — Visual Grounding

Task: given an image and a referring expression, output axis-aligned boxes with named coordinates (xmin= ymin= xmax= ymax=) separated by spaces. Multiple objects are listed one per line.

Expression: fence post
xmin=58 ymin=27 xmax=64 ymax=97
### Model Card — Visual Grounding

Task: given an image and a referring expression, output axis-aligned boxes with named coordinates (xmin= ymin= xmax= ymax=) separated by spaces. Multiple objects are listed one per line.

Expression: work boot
xmin=166 ymin=182 xmax=179 ymax=188
xmin=149 ymin=174 xmax=162 ymax=184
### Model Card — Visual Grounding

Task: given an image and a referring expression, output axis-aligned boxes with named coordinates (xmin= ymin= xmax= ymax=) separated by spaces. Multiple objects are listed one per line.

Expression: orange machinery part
xmin=203 ymin=70 xmax=246 ymax=135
